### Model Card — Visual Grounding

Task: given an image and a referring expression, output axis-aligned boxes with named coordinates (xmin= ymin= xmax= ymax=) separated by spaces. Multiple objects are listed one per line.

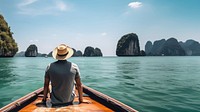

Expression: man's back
xmin=45 ymin=60 xmax=79 ymax=104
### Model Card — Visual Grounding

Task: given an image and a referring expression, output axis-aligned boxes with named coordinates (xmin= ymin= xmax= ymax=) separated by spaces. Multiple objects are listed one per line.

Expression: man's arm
xmin=42 ymin=77 xmax=50 ymax=102
xmin=75 ymin=76 xmax=83 ymax=103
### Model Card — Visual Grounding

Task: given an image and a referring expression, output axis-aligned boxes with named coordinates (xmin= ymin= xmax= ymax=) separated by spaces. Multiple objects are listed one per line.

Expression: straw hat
xmin=52 ymin=44 xmax=74 ymax=60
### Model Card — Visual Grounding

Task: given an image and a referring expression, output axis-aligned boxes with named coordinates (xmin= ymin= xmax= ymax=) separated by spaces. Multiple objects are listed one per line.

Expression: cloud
xmin=101 ymin=32 xmax=107 ymax=36
xmin=29 ymin=39 xmax=38 ymax=43
xmin=18 ymin=0 xmax=38 ymax=7
xmin=17 ymin=0 xmax=69 ymax=16
xmin=56 ymin=1 xmax=68 ymax=11
xmin=128 ymin=2 xmax=143 ymax=9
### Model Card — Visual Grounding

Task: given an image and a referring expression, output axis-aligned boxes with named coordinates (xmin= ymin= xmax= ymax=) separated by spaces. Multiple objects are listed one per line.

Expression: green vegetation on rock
xmin=0 ymin=14 xmax=18 ymax=57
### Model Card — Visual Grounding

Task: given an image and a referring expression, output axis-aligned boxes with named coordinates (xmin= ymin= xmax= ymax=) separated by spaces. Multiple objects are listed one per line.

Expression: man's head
xmin=52 ymin=44 xmax=74 ymax=60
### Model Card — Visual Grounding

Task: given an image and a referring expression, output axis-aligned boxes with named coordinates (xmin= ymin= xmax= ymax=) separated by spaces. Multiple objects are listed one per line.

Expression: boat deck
xmin=0 ymin=85 xmax=138 ymax=112
xmin=20 ymin=93 xmax=113 ymax=112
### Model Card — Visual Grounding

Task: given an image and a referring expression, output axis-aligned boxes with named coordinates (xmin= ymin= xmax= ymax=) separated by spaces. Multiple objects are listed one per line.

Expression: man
xmin=42 ymin=44 xmax=83 ymax=106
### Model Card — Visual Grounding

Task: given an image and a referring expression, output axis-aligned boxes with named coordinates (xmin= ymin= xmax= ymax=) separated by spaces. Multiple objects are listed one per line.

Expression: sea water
xmin=0 ymin=57 xmax=200 ymax=112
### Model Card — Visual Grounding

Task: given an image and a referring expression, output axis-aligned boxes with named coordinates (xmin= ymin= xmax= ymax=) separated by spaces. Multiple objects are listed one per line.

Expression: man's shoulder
xmin=71 ymin=62 xmax=78 ymax=68
xmin=71 ymin=62 xmax=80 ymax=76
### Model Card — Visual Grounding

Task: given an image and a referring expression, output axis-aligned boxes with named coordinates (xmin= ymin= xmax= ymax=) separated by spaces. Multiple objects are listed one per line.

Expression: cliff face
xmin=0 ymin=14 xmax=18 ymax=57
xmin=83 ymin=46 xmax=103 ymax=57
xmin=25 ymin=44 xmax=38 ymax=57
xmin=94 ymin=48 xmax=103 ymax=56
xmin=145 ymin=41 xmax=153 ymax=55
xmin=145 ymin=38 xmax=185 ymax=56
xmin=72 ymin=48 xmax=83 ymax=57
xmin=179 ymin=39 xmax=200 ymax=56
xmin=161 ymin=38 xmax=185 ymax=56
xmin=150 ymin=39 xmax=166 ymax=56
xmin=116 ymin=33 xmax=140 ymax=56
xmin=83 ymin=46 xmax=94 ymax=56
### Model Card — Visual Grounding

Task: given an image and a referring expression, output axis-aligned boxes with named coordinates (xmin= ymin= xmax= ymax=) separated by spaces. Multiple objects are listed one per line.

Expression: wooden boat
xmin=0 ymin=85 xmax=138 ymax=112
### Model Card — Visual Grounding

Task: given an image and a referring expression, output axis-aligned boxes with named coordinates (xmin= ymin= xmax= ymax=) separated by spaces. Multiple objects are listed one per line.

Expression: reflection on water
xmin=116 ymin=58 xmax=140 ymax=75
xmin=0 ymin=58 xmax=17 ymax=107
xmin=115 ymin=58 xmax=140 ymax=88
xmin=0 ymin=58 xmax=16 ymax=87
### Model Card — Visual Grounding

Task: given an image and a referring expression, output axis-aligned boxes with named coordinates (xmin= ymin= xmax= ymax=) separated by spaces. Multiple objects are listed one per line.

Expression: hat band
xmin=57 ymin=52 xmax=69 ymax=56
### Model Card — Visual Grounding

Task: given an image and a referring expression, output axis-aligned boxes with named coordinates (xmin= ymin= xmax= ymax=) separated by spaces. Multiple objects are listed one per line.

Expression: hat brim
xmin=52 ymin=47 xmax=74 ymax=60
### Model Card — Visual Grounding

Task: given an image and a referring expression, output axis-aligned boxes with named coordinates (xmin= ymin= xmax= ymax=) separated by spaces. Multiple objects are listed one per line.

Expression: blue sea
xmin=0 ymin=57 xmax=200 ymax=112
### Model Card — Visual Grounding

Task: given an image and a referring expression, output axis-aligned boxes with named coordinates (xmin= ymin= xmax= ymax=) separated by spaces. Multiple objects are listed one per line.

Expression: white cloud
xmin=17 ymin=0 xmax=69 ymax=16
xmin=18 ymin=0 xmax=38 ymax=7
xmin=101 ymin=32 xmax=107 ymax=36
xmin=56 ymin=1 xmax=68 ymax=11
xmin=29 ymin=39 xmax=38 ymax=43
xmin=128 ymin=2 xmax=143 ymax=9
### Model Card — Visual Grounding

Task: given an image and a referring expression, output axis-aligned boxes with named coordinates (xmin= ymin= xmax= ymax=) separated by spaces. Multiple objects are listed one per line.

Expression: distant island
xmin=116 ymin=33 xmax=200 ymax=56
xmin=116 ymin=33 xmax=145 ymax=56
xmin=15 ymin=44 xmax=103 ymax=57
xmin=9 ymin=34 xmax=200 ymax=57
xmin=145 ymin=38 xmax=200 ymax=56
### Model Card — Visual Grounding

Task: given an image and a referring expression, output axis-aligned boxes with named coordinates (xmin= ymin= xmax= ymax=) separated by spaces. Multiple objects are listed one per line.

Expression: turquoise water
xmin=0 ymin=57 xmax=200 ymax=112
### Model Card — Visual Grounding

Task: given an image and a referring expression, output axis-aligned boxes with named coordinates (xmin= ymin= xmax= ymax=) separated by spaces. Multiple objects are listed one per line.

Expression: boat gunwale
xmin=83 ymin=85 xmax=138 ymax=112
xmin=0 ymin=85 xmax=138 ymax=112
xmin=0 ymin=87 xmax=43 ymax=112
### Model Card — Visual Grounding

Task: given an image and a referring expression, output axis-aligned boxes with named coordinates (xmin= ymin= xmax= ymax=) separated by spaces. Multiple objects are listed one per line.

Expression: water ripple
xmin=1 ymin=57 xmax=200 ymax=112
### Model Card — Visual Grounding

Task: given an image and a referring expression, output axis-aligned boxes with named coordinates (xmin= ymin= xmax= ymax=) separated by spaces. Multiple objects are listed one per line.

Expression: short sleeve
xmin=72 ymin=63 xmax=80 ymax=78
xmin=45 ymin=64 xmax=50 ymax=79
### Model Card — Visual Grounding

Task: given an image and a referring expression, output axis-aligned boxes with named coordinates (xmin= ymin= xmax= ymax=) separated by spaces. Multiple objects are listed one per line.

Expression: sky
xmin=0 ymin=0 xmax=200 ymax=56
